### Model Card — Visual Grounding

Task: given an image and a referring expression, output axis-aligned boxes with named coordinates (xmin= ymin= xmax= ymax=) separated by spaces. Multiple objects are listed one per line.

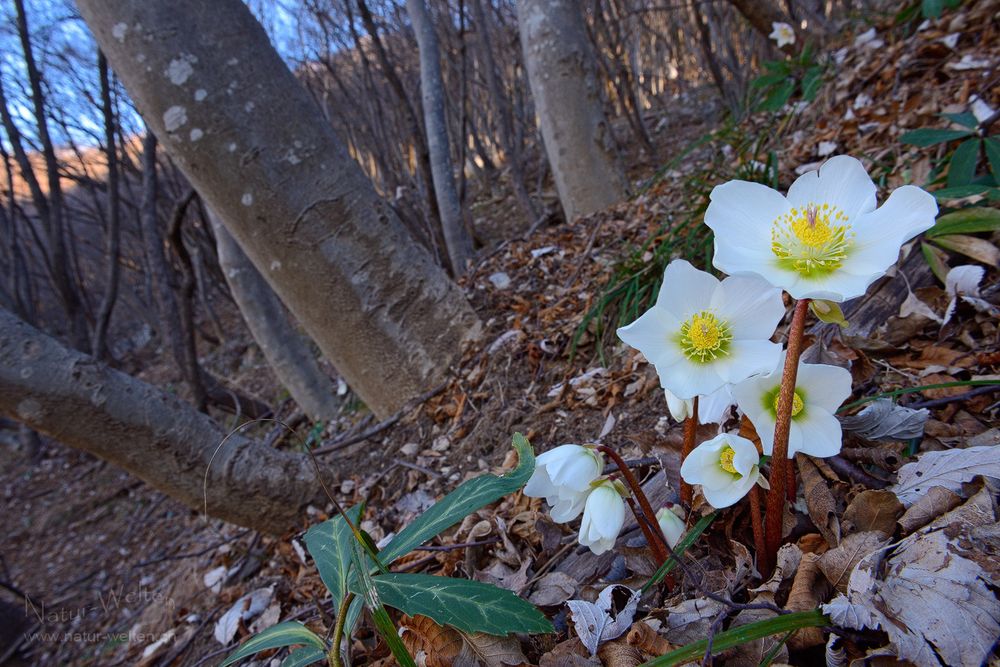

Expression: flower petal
xmin=714 ymin=275 xmax=786 ymax=340
xmin=655 ymin=260 xmax=721 ymax=321
xmin=655 ymin=353 xmax=727 ymax=399
xmin=617 ymin=306 xmax=682 ymax=368
xmin=798 ymin=362 xmax=853 ymax=413
xmin=793 ymin=410 xmax=843 ymax=458
xmin=786 ymin=156 xmax=877 ymax=220
xmin=706 ymin=181 xmax=790 ymax=278
xmin=714 ymin=339 xmax=782 ymax=385
xmin=697 ymin=384 xmax=735 ymax=424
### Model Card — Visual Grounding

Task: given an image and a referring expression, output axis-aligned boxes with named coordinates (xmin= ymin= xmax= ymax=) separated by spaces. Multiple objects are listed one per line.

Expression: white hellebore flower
xmin=705 ymin=155 xmax=937 ymax=302
xmin=732 ymin=352 xmax=852 ymax=458
xmin=524 ymin=444 xmax=603 ymax=523
xmin=617 ymin=260 xmax=785 ymax=399
xmin=579 ymin=480 xmax=626 ymax=555
xmin=656 ymin=505 xmax=686 ymax=549
xmin=680 ymin=433 xmax=761 ymax=509
xmin=664 ymin=384 xmax=735 ymax=424
xmin=769 ymin=22 xmax=796 ymax=48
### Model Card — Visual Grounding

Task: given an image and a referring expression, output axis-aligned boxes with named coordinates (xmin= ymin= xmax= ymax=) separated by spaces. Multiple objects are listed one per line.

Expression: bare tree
xmin=0 ymin=307 xmax=326 ymax=533
xmin=407 ymin=0 xmax=475 ymax=273
xmin=518 ymin=0 xmax=628 ymax=222
xmin=208 ymin=209 xmax=341 ymax=422
xmin=77 ymin=0 xmax=482 ymax=419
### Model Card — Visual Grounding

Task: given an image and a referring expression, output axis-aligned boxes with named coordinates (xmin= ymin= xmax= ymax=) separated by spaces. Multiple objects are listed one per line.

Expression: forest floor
xmin=3 ymin=3 xmax=1000 ymax=666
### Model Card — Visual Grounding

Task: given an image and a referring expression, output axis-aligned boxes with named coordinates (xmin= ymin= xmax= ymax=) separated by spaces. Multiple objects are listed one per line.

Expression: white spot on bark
xmin=16 ymin=398 xmax=43 ymax=421
xmin=165 ymin=54 xmax=197 ymax=85
xmin=137 ymin=53 xmax=146 ymax=63
xmin=270 ymin=260 xmax=282 ymax=271
xmin=227 ymin=142 xmax=237 ymax=152
xmin=241 ymin=193 xmax=253 ymax=206
xmin=244 ymin=102 xmax=255 ymax=113
xmin=189 ymin=128 xmax=204 ymax=141
xmin=226 ymin=57 xmax=239 ymax=66
xmin=112 ymin=23 xmax=128 ymax=42
xmin=163 ymin=106 xmax=188 ymax=132
xmin=194 ymin=88 xmax=207 ymax=102
xmin=284 ymin=150 xmax=300 ymax=165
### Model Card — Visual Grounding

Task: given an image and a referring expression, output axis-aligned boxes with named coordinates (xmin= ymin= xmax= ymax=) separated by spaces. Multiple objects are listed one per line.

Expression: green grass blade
xmin=838 ymin=380 xmax=1000 ymax=412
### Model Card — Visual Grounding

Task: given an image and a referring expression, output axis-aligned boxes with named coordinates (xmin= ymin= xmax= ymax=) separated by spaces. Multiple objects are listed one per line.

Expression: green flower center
xmin=771 ymin=203 xmax=854 ymax=277
xmin=679 ymin=310 xmax=732 ymax=363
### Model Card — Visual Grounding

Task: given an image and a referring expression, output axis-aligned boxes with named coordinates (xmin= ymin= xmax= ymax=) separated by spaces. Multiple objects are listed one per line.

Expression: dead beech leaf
xmin=399 ymin=615 xmax=465 ymax=667
xmin=798 ymin=454 xmax=841 ymax=547
xmin=823 ymin=491 xmax=1000 ymax=667
xmin=897 ymin=486 xmax=962 ymax=534
xmin=460 ymin=631 xmax=530 ymax=666
xmin=751 ymin=543 xmax=802 ymax=595
xmin=785 ymin=553 xmax=826 ymax=650
xmin=841 ymin=490 xmax=904 ymax=537
xmin=625 ymin=621 xmax=674 ymax=657
xmin=528 ymin=572 xmax=578 ymax=606
xmin=596 ymin=641 xmax=644 ymax=667
xmin=839 ymin=399 xmax=929 ymax=441
xmin=892 ymin=444 xmax=1000 ymax=506
xmin=818 ymin=531 xmax=890 ymax=595
xmin=654 ymin=597 xmax=726 ymax=645
xmin=566 ymin=585 xmax=640 ymax=657
xmin=933 ymin=233 xmax=1000 ymax=266
xmin=538 ymin=638 xmax=600 ymax=667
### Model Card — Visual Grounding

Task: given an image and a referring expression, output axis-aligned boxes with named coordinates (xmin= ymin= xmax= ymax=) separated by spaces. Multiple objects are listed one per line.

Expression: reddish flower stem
xmin=680 ymin=397 xmax=699 ymax=505
xmin=764 ymin=298 xmax=810 ymax=565
xmin=749 ymin=485 xmax=769 ymax=575
xmin=625 ymin=496 xmax=669 ymax=566
xmin=597 ymin=445 xmax=670 ymax=562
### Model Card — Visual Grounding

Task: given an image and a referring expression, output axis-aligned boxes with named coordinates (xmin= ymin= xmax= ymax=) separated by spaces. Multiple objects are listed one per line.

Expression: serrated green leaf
xmin=220 ymin=622 xmax=326 ymax=667
xmin=760 ymin=79 xmax=795 ymax=112
xmin=901 ymin=128 xmax=974 ymax=147
xmin=282 ymin=646 xmax=326 ymax=667
xmin=947 ymin=138 xmax=981 ymax=188
xmin=378 ymin=433 xmax=534 ymax=565
xmin=942 ymin=112 xmax=978 ymax=129
xmin=984 ymin=137 xmax=1000 ymax=184
xmin=356 ymin=573 xmax=553 ymax=636
xmin=929 ymin=207 xmax=1000 ymax=237
xmin=921 ymin=242 xmax=951 ymax=284
xmin=933 ymin=184 xmax=991 ymax=200
xmin=304 ymin=503 xmax=363 ymax=609
xmin=642 ymin=609 xmax=829 ymax=666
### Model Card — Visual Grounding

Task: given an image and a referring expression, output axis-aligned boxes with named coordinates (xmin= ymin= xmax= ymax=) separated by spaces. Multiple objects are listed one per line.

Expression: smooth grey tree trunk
xmin=518 ymin=0 xmax=628 ymax=222
xmin=406 ymin=0 xmax=475 ymax=275
xmin=208 ymin=210 xmax=340 ymax=422
xmin=77 ymin=0 xmax=481 ymax=419
xmin=0 ymin=308 xmax=325 ymax=533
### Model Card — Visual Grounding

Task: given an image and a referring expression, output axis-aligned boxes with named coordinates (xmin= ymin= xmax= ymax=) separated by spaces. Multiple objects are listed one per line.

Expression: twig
xmin=313 ymin=383 xmax=446 ymax=455
xmin=825 ymin=455 xmax=889 ymax=489
xmin=604 ymin=456 xmax=659 ymax=473
xmin=702 ymin=608 xmax=730 ymax=666
xmin=905 ymin=384 xmax=1000 ymax=410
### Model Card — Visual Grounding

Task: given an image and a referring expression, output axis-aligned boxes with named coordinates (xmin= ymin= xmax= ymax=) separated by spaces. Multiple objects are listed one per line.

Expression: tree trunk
xmin=92 ymin=51 xmax=122 ymax=360
xmin=0 ymin=307 xmax=325 ymax=533
xmin=518 ymin=0 xmax=628 ymax=222
xmin=406 ymin=0 xmax=475 ymax=274
xmin=77 ymin=0 xmax=482 ymax=419
xmin=208 ymin=209 xmax=340 ymax=422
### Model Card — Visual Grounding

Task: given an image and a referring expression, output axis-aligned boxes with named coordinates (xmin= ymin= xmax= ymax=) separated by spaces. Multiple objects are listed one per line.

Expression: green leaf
xmin=378 ymin=433 xmax=534 ymax=565
xmin=800 ymin=66 xmax=824 ymax=101
xmin=933 ymin=184 xmax=991 ymax=200
xmin=351 ymin=534 xmax=416 ymax=667
xmin=220 ymin=622 xmax=326 ymax=667
xmin=642 ymin=609 xmax=829 ymax=666
xmin=928 ymin=206 xmax=1000 ymax=237
xmin=760 ymin=79 xmax=795 ymax=112
xmin=984 ymin=137 xmax=1000 ymax=184
xmin=304 ymin=503 xmax=364 ymax=609
xmin=947 ymin=138 xmax=981 ymax=188
xmin=751 ymin=71 xmax=789 ymax=89
xmin=922 ymin=0 xmax=944 ymax=18
xmin=921 ymin=242 xmax=951 ymax=283
xmin=356 ymin=572 xmax=553 ymax=636
xmin=942 ymin=112 xmax=978 ymax=129
xmin=282 ymin=646 xmax=326 ymax=667
xmin=900 ymin=128 xmax=974 ymax=147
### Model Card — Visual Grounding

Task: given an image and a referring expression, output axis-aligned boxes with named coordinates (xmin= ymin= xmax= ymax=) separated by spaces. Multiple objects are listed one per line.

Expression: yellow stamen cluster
xmin=679 ymin=310 xmax=732 ymax=363
xmin=771 ymin=203 xmax=854 ymax=276
xmin=773 ymin=390 xmax=805 ymax=417
xmin=718 ymin=446 xmax=738 ymax=474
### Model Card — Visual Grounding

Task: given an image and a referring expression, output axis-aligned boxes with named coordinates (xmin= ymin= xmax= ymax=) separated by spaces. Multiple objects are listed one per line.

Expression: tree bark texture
xmin=518 ymin=0 xmax=628 ymax=222
xmin=406 ymin=0 xmax=475 ymax=274
xmin=0 ymin=307 xmax=325 ymax=533
xmin=77 ymin=0 xmax=482 ymax=419
xmin=208 ymin=209 xmax=340 ymax=422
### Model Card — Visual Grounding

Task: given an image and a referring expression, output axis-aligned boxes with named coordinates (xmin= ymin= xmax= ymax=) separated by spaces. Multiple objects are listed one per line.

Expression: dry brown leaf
xmin=797 ymin=454 xmax=841 ymax=547
xmin=897 ymin=485 xmax=962 ymax=534
xmin=527 ymin=572 xmax=578 ymax=606
xmin=818 ymin=531 xmax=891 ymax=595
xmin=785 ymin=553 xmax=826 ymax=650
xmin=625 ymin=621 xmax=674 ymax=657
xmin=596 ymin=641 xmax=644 ymax=667
xmin=892 ymin=444 xmax=1000 ymax=506
xmin=460 ymin=631 xmax=530 ymax=666
xmin=538 ymin=638 xmax=600 ymax=667
xmin=399 ymin=615 xmax=465 ymax=667
xmin=841 ymin=490 xmax=903 ymax=537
